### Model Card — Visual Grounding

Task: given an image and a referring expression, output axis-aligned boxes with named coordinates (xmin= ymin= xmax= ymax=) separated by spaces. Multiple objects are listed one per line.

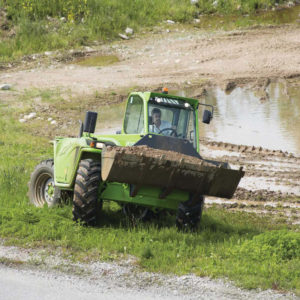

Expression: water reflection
xmin=196 ymin=80 xmax=300 ymax=154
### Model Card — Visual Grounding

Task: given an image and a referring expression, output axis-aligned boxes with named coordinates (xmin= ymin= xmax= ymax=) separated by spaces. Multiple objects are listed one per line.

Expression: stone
xmin=51 ymin=120 xmax=57 ymax=125
xmin=166 ymin=20 xmax=175 ymax=24
xmin=19 ymin=119 xmax=26 ymax=123
xmin=118 ymin=33 xmax=129 ymax=40
xmin=48 ymin=117 xmax=53 ymax=121
xmin=287 ymin=1 xmax=295 ymax=7
xmin=224 ymin=81 xmax=236 ymax=93
xmin=60 ymin=17 xmax=66 ymax=22
xmin=24 ymin=112 xmax=37 ymax=120
xmin=175 ymin=59 xmax=181 ymax=64
xmin=44 ymin=51 xmax=53 ymax=56
xmin=84 ymin=46 xmax=93 ymax=52
xmin=0 ymin=84 xmax=11 ymax=90
xmin=125 ymin=27 xmax=134 ymax=35
xmin=193 ymin=19 xmax=200 ymax=23
xmin=190 ymin=0 xmax=198 ymax=3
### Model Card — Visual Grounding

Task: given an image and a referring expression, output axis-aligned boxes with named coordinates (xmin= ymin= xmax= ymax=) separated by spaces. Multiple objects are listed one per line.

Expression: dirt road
xmin=1 ymin=25 xmax=300 ymax=94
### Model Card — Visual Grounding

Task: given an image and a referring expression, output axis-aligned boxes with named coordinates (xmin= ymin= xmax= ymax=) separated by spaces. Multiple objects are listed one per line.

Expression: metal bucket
xmin=101 ymin=145 xmax=244 ymax=199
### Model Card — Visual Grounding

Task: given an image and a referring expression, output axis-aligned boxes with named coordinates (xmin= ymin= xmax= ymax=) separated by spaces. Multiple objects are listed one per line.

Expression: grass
xmin=0 ymin=98 xmax=299 ymax=295
xmin=0 ymin=0 xmax=298 ymax=62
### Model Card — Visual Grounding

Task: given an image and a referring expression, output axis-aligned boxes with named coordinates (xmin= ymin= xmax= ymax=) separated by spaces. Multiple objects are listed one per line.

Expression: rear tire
xmin=28 ymin=159 xmax=59 ymax=207
xmin=72 ymin=159 xmax=102 ymax=225
xmin=176 ymin=195 xmax=204 ymax=230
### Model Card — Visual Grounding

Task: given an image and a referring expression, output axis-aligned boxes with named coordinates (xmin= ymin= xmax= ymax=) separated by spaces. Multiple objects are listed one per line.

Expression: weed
xmin=0 ymin=1 xmax=298 ymax=62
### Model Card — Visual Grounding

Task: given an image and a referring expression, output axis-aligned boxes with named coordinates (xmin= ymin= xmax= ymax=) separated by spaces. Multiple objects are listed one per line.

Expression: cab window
xmin=123 ymin=96 xmax=144 ymax=134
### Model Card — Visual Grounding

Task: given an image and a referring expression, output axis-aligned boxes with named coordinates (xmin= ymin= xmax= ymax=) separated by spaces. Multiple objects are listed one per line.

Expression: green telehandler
xmin=29 ymin=90 xmax=244 ymax=228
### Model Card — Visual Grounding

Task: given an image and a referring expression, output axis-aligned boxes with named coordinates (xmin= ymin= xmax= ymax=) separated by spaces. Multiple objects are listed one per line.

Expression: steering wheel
xmin=158 ymin=127 xmax=178 ymax=137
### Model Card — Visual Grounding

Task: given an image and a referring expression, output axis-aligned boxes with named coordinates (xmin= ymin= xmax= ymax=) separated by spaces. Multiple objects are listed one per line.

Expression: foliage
xmin=0 ymin=0 xmax=294 ymax=61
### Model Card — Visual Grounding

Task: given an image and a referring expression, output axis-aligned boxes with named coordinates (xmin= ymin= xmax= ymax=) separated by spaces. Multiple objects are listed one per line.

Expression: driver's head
xmin=151 ymin=108 xmax=161 ymax=127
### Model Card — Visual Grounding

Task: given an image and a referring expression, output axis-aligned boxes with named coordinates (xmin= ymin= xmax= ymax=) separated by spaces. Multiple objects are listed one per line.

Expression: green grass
xmin=0 ymin=104 xmax=299 ymax=295
xmin=0 ymin=0 xmax=298 ymax=62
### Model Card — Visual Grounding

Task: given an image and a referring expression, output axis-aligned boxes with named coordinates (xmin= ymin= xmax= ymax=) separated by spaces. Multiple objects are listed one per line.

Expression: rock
xmin=60 ymin=17 xmax=66 ymax=22
xmin=125 ymin=27 xmax=134 ymax=35
xmin=118 ymin=33 xmax=129 ymax=40
xmin=190 ymin=0 xmax=199 ymax=3
xmin=48 ymin=117 xmax=53 ymax=121
xmin=24 ymin=112 xmax=37 ymax=120
xmin=287 ymin=1 xmax=295 ymax=7
xmin=0 ymin=84 xmax=11 ymax=90
xmin=84 ymin=46 xmax=93 ymax=52
xmin=51 ymin=120 xmax=57 ymax=125
xmin=175 ymin=59 xmax=181 ymax=64
xmin=213 ymin=0 xmax=218 ymax=7
xmin=166 ymin=20 xmax=175 ymax=24
xmin=193 ymin=19 xmax=200 ymax=23
xmin=224 ymin=81 xmax=236 ymax=93
xmin=44 ymin=51 xmax=53 ymax=56
xmin=19 ymin=119 xmax=26 ymax=123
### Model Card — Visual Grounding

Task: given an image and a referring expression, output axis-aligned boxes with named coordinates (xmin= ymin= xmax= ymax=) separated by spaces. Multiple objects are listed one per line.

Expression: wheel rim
xmin=34 ymin=172 xmax=55 ymax=206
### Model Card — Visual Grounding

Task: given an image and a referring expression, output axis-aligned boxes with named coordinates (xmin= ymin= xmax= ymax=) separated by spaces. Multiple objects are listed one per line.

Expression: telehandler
xmin=29 ymin=89 xmax=244 ymax=228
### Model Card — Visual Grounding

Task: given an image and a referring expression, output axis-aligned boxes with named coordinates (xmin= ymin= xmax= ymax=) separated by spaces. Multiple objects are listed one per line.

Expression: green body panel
xmin=101 ymin=183 xmax=189 ymax=210
xmin=53 ymin=91 xmax=201 ymax=208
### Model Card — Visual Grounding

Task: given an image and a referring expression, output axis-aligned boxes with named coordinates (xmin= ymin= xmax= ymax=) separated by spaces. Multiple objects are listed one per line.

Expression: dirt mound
xmin=201 ymin=139 xmax=298 ymax=159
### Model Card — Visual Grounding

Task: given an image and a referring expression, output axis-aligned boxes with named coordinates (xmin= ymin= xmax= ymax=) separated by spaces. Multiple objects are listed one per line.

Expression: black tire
xmin=28 ymin=159 xmax=59 ymax=207
xmin=176 ymin=195 xmax=204 ymax=230
xmin=72 ymin=159 xmax=102 ymax=225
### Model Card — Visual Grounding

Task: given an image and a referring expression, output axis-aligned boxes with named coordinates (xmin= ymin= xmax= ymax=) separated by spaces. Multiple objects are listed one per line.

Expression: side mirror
xmin=202 ymin=110 xmax=212 ymax=124
xmin=83 ymin=111 xmax=98 ymax=133
xmin=78 ymin=120 xmax=84 ymax=137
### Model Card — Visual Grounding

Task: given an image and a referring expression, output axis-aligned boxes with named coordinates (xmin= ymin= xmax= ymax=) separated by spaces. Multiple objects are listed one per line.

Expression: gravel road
xmin=0 ymin=243 xmax=298 ymax=300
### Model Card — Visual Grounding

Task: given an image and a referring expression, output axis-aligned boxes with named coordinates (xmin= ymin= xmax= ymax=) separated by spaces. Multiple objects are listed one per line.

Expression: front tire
xmin=72 ymin=159 xmax=102 ymax=225
xmin=28 ymin=159 xmax=59 ymax=207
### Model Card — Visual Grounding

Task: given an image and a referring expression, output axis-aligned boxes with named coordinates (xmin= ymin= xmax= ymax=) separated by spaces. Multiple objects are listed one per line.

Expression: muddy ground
xmin=1 ymin=25 xmax=300 ymax=93
xmin=201 ymin=140 xmax=300 ymax=224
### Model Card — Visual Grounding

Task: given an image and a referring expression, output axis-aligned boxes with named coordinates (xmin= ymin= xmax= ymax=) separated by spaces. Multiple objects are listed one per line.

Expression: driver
xmin=149 ymin=108 xmax=175 ymax=136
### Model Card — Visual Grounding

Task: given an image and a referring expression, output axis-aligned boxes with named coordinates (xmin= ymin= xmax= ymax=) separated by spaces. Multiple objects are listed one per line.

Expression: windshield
xmin=148 ymin=96 xmax=197 ymax=148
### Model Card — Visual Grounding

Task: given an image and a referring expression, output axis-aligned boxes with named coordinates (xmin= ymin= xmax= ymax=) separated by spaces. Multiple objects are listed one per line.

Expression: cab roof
xmin=130 ymin=92 xmax=199 ymax=109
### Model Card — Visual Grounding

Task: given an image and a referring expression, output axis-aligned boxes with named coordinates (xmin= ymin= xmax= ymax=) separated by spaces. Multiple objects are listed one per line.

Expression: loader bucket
xmin=101 ymin=145 xmax=244 ymax=199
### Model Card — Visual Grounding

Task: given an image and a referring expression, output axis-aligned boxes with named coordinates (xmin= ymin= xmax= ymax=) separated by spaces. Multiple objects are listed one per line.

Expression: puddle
xmin=74 ymin=55 xmax=119 ymax=67
xmin=176 ymin=80 xmax=300 ymax=155
xmin=195 ymin=5 xmax=300 ymax=30
xmin=93 ymin=80 xmax=300 ymax=155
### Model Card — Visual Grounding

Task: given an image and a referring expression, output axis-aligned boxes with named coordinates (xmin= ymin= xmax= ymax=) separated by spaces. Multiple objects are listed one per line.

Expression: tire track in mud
xmin=200 ymin=139 xmax=300 ymax=223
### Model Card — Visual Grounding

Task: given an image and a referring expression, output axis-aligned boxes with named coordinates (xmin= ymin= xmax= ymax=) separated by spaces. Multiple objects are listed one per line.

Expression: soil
xmin=201 ymin=140 xmax=300 ymax=224
xmin=1 ymin=25 xmax=300 ymax=94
